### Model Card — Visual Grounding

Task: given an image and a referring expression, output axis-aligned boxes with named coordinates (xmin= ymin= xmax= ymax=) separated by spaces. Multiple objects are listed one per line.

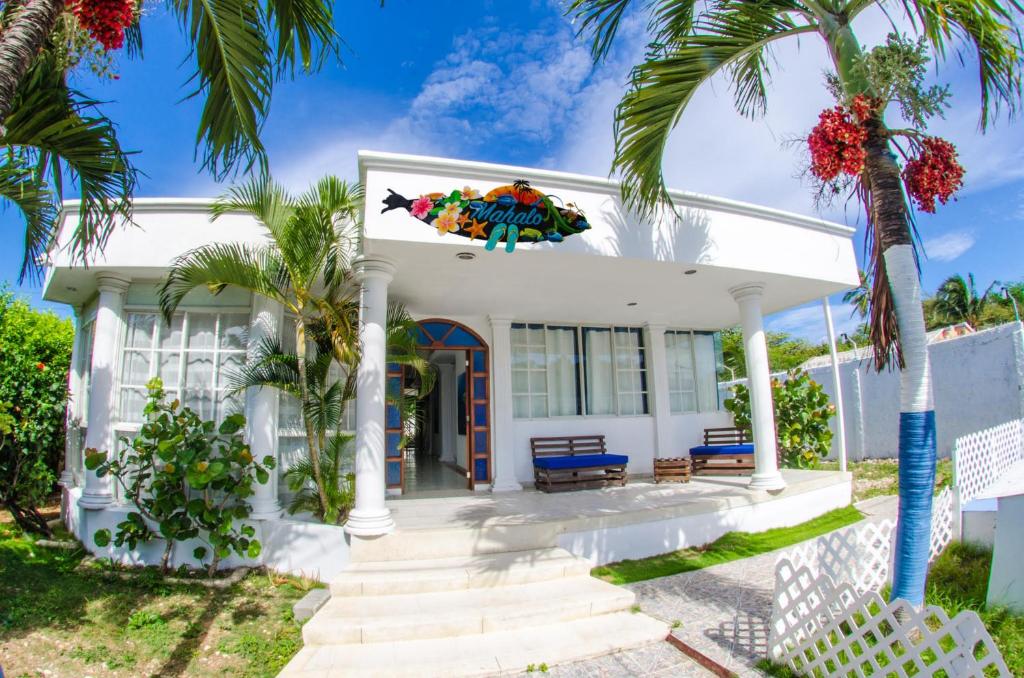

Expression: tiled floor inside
xmin=401 ymin=451 xmax=470 ymax=494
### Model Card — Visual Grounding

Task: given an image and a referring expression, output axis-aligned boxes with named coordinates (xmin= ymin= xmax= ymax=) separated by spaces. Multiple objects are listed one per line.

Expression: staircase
xmin=279 ymin=542 xmax=669 ymax=677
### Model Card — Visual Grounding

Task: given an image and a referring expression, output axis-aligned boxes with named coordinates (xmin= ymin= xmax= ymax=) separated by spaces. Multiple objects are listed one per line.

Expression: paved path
xmin=555 ymin=496 xmax=899 ymax=677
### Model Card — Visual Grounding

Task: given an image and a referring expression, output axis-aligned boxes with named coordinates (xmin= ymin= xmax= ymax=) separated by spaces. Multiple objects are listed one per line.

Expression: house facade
xmin=46 ymin=152 xmax=858 ymax=553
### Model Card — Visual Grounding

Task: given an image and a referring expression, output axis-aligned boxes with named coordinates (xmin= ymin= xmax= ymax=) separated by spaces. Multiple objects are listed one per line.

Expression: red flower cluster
xmin=67 ymin=0 xmax=135 ymax=51
xmin=850 ymin=94 xmax=881 ymax=123
xmin=808 ymin=106 xmax=868 ymax=182
xmin=35 ymin=362 xmax=46 ymax=371
xmin=903 ymin=137 xmax=965 ymax=213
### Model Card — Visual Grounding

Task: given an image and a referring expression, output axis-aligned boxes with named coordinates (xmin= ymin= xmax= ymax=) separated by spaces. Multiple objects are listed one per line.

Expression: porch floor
xmin=385 ymin=469 xmax=850 ymax=533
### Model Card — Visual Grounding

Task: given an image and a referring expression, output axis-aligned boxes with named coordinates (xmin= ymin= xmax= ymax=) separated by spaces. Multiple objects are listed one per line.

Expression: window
xmin=118 ymin=311 xmax=249 ymax=424
xmin=76 ymin=318 xmax=96 ymax=422
xmin=511 ymin=323 xmax=647 ymax=418
xmin=664 ymin=330 xmax=723 ymax=413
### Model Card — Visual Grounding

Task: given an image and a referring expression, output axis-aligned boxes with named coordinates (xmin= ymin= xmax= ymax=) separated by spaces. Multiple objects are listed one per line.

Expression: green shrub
xmin=87 ymin=379 xmax=274 ymax=575
xmin=0 ymin=289 xmax=74 ymax=535
xmin=724 ymin=369 xmax=835 ymax=468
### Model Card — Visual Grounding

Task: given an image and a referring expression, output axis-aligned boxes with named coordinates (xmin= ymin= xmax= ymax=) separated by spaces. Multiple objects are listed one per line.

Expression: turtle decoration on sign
xmin=381 ymin=179 xmax=590 ymax=253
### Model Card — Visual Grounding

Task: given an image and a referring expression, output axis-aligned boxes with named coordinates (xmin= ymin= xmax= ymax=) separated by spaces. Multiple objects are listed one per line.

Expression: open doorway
xmin=404 ymin=349 xmax=472 ymax=495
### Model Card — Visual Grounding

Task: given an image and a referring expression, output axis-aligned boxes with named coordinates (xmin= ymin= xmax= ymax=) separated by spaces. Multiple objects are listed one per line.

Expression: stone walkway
xmin=553 ymin=496 xmax=898 ymax=677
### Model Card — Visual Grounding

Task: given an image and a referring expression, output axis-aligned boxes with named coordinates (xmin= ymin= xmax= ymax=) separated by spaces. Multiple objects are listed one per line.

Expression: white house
xmin=47 ymin=151 xmax=858 ymax=575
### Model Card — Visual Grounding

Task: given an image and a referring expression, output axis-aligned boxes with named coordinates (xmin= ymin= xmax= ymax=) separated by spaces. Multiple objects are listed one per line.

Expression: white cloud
xmin=922 ymin=231 xmax=976 ymax=262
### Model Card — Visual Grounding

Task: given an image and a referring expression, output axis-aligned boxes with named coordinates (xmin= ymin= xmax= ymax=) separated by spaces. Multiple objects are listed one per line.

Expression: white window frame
xmin=115 ymin=306 xmax=251 ymax=429
xmin=510 ymin=322 xmax=650 ymax=419
xmin=665 ymin=328 xmax=723 ymax=414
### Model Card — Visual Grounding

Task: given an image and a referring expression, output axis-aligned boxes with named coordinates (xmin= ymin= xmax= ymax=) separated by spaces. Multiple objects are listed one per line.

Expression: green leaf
xmin=241 ymin=524 xmax=255 ymax=537
xmin=193 ymin=546 xmax=208 ymax=561
xmin=93 ymin=528 xmax=111 ymax=547
xmin=219 ymin=412 xmax=246 ymax=434
xmin=255 ymin=466 xmax=269 ymax=484
xmin=246 ymin=540 xmax=261 ymax=558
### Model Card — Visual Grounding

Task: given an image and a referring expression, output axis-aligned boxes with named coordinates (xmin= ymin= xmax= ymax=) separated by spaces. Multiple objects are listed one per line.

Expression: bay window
xmin=511 ymin=323 xmax=647 ymax=418
xmin=118 ymin=310 xmax=249 ymax=424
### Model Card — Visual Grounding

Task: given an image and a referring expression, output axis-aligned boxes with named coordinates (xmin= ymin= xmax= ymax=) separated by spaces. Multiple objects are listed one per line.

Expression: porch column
xmin=246 ymin=295 xmax=283 ymax=519
xmin=81 ymin=274 xmax=130 ymax=509
xmin=60 ymin=305 xmax=84 ymax=487
xmin=645 ymin=323 xmax=673 ymax=459
xmin=488 ymin=315 xmax=522 ymax=492
xmin=346 ymin=256 xmax=397 ymax=536
xmin=729 ymin=283 xmax=786 ymax=491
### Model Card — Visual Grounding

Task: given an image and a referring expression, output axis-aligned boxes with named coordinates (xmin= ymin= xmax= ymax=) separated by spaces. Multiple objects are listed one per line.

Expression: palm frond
xmin=0 ymin=160 xmax=57 ymax=282
xmin=265 ymin=0 xmax=340 ymax=74
xmin=611 ymin=2 xmax=814 ymax=216
xmin=170 ymin=0 xmax=273 ymax=178
xmin=568 ymin=0 xmax=636 ymax=61
xmin=1 ymin=50 xmax=136 ymax=280
xmin=900 ymin=0 xmax=1024 ymax=128
xmin=159 ymin=242 xmax=289 ymax=318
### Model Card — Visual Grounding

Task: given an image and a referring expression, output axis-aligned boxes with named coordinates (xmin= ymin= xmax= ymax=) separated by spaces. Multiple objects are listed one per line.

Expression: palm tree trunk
xmin=294 ymin=314 xmax=330 ymax=517
xmin=862 ymin=120 xmax=936 ymax=607
xmin=824 ymin=22 xmax=936 ymax=607
xmin=0 ymin=0 xmax=64 ymax=126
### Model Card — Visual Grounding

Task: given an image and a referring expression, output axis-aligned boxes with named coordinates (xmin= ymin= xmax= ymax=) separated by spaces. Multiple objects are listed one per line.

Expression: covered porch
xmin=344 ymin=151 xmax=860 ymax=537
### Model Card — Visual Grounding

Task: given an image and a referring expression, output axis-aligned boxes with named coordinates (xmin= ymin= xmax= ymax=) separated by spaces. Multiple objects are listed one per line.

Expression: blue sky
xmin=4 ymin=0 xmax=1022 ymax=343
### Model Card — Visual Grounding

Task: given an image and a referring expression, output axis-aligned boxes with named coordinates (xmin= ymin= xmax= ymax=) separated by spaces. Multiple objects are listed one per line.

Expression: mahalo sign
xmin=381 ymin=179 xmax=590 ymax=253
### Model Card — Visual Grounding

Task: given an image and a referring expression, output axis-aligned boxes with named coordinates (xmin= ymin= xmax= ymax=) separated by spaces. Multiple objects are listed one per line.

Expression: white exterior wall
xmin=739 ymin=323 xmax=1024 ymax=460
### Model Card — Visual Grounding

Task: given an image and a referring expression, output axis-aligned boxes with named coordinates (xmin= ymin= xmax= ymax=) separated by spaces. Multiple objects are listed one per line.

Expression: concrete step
xmin=330 ymin=547 xmax=590 ymax=596
xmin=282 ymin=610 xmax=669 ymax=677
xmin=349 ymin=524 xmax=561 ymax=562
xmin=304 ymin=575 xmax=634 ymax=645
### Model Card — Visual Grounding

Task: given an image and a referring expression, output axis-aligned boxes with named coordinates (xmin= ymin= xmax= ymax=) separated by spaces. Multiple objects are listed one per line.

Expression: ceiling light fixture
xmin=684 ymin=269 xmax=697 ymax=275
xmin=455 ymin=252 xmax=476 ymax=261
xmin=627 ymin=301 xmax=638 ymax=307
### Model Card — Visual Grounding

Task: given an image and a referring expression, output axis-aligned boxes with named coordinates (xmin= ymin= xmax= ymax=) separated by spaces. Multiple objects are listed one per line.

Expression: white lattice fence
xmin=953 ymin=419 xmax=1024 ymax=505
xmin=779 ymin=519 xmax=896 ymax=594
xmin=769 ymin=559 xmax=1011 ymax=677
xmin=929 ymin=486 xmax=955 ymax=563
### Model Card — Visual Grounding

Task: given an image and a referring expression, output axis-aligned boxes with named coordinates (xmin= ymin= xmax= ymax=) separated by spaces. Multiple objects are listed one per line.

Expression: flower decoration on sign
xmin=381 ymin=180 xmax=590 ymax=253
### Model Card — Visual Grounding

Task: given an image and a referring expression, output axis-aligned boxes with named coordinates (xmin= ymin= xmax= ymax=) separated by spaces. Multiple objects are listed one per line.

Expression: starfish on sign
xmin=456 ymin=213 xmax=470 ymax=227
xmin=463 ymin=218 xmax=487 ymax=240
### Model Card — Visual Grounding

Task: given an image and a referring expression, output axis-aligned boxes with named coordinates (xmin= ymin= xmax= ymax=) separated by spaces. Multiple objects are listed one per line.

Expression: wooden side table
xmin=654 ymin=457 xmax=691 ymax=483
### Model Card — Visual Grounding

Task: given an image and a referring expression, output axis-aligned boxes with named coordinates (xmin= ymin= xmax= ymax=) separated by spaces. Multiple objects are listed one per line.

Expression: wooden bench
xmin=689 ymin=427 xmax=755 ymax=476
xmin=531 ymin=435 xmax=628 ymax=492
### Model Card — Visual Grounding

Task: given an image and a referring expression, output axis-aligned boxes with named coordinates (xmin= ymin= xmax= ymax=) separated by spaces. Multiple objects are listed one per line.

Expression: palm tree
xmin=843 ymin=270 xmax=870 ymax=320
xmin=160 ymin=175 xmax=361 ymax=517
xmin=0 ymin=0 xmax=339 ymax=279
xmin=228 ymin=306 xmax=433 ymax=524
xmin=931 ymin=273 xmax=996 ymax=329
xmin=568 ymin=0 xmax=1022 ymax=606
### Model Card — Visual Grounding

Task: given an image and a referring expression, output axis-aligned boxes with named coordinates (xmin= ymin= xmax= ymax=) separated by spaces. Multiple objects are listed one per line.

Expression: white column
xmin=346 ymin=256 xmax=397 ymax=536
xmin=489 ymin=315 xmax=523 ymax=492
xmin=645 ymin=323 xmax=674 ymax=459
xmin=81 ymin=274 xmax=130 ymax=509
xmin=730 ymin=283 xmax=786 ymax=491
xmin=246 ymin=295 xmax=284 ymax=519
xmin=821 ymin=297 xmax=848 ymax=472
xmin=60 ymin=305 xmax=84 ymax=487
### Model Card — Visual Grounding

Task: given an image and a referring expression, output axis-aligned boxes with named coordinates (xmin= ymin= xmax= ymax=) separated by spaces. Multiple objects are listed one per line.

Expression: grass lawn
xmin=0 ymin=518 xmax=313 ymax=677
xmin=591 ymin=504 xmax=863 ymax=585
xmin=758 ymin=541 xmax=1024 ymax=676
xmin=820 ymin=458 xmax=953 ymax=503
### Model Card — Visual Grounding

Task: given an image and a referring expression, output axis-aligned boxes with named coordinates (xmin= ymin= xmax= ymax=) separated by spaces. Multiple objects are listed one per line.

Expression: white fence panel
xmin=779 ymin=519 xmax=896 ymax=594
xmin=953 ymin=419 xmax=1024 ymax=505
xmin=769 ymin=559 xmax=1011 ymax=677
xmin=929 ymin=486 xmax=955 ymax=563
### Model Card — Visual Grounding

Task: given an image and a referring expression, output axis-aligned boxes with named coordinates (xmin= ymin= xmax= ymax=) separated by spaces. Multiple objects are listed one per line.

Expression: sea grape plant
xmin=724 ymin=370 xmax=835 ymax=469
xmin=86 ymin=378 xmax=274 ymax=575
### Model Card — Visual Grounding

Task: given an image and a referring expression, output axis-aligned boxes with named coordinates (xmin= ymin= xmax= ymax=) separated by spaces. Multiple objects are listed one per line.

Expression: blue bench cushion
xmin=689 ymin=444 xmax=754 ymax=456
xmin=533 ymin=453 xmax=629 ymax=470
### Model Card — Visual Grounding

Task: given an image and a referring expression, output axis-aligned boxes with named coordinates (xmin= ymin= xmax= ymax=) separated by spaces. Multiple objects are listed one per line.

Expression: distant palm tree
xmin=931 ymin=273 xmax=997 ymax=329
xmin=843 ymin=270 xmax=871 ymax=320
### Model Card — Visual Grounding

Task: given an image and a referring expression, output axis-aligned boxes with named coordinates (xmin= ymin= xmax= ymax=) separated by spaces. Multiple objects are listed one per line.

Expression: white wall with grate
xmin=768 ymin=559 xmax=1011 ymax=677
xmin=953 ymin=418 xmax=1024 ymax=505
